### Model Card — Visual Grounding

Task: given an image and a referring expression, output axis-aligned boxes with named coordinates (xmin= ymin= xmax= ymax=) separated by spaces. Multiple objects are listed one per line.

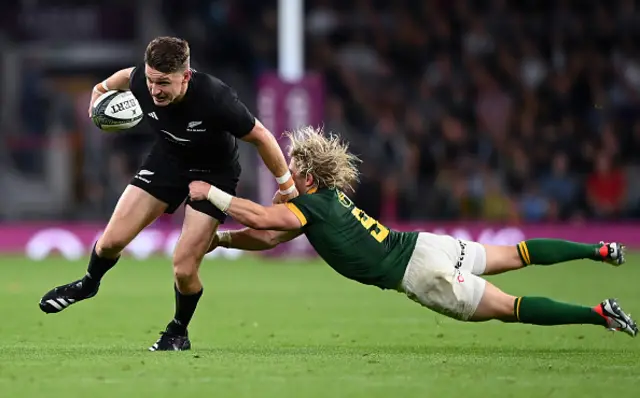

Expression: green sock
xmin=517 ymin=239 xmax=601 ymax=266
xmin=515 ymin=296 xmax=606 ymax=326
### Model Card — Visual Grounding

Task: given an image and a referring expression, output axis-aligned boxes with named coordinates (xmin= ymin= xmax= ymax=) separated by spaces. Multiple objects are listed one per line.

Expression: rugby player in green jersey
xmin=189 ymin=126 xmax=638 ymax=337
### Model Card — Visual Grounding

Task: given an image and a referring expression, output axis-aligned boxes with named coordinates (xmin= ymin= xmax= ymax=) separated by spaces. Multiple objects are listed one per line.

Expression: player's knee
xmin=489 ymin=296 xmax=517 ymax=322
xmin=172 ymin=250 xmax=202 ymax=282
xmin=482 ymin=245 xmax=524 ymax=275
xmin=174 ymin=240 xmax=208 ymax=263
xmin=173 ymin=265 xmax=198 ymax=284
xmin=173 ymin=253 xmax=199 ymax=284
xmin=470 ymin=284 xmax=517 ymax=322
xmin=96 ymin=234 xmax=129 ymax=257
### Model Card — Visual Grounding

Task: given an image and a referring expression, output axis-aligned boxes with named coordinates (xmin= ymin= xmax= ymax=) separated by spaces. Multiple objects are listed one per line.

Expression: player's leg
xmin=468 ymin=281 xmax=638 ymax=337
xmin=39 ymin=185 xmax=168 ymax=313
xmin=172 ymin=206 xmax=218 ymax=294
xmin=149 ymin=195 xmax=224 ymax=352
xmin=39 ymin=148 xmax=186 ymax=314
xmin=93 ymin=185 xmax=167 ymax=271
xmin=478 ymin=239 xmax=625 ymax=276
xmin=400 ymin=234 xmax=637 ymax=336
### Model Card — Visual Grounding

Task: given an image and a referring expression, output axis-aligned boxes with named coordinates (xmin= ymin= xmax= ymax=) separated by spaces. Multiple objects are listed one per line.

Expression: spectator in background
xmin=540 ymin=152 xmax=579 ymax=218
xmin=520 ymin=183 xmax=553 ymax=222
xmin=480 ymin=168 xmax=515 ymax=222
xmin=587 ymin=154 xmax=627 ymax=219
xmin=8 ymin=1 xmax=640 ymax=222
xmin=95 ymin=1 xmax=640 ymax=222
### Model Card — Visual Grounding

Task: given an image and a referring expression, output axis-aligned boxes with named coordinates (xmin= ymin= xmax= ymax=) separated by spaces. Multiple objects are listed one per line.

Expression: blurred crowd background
xmin=1 ymin=0 xmax=640 ymax=224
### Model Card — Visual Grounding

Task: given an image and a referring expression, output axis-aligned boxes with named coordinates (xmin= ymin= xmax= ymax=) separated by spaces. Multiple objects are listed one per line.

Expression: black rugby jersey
xmin=129 ymin=65 xmax=256 ymax=169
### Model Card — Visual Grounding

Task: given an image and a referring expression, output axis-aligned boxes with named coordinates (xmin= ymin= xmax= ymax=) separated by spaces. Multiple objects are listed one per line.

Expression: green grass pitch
xmin=0 ymin=253 xmax=638 ymax=397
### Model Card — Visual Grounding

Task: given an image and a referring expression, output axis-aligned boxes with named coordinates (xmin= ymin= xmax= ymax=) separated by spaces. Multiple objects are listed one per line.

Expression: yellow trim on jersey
xmin=285 ymin=203 xmax=307 ymax=226
xmin=307 ymin=186 xmax=318 ymax=194
xmin=521 ymin=241 xmax=531 ymax=264
xmin=517 ymin=242 xmax=525 ymax=264
xmin=515 ymin=297 xmax=523 ymax=321
xmin=518 ymin=241 xmax=531 ymax=265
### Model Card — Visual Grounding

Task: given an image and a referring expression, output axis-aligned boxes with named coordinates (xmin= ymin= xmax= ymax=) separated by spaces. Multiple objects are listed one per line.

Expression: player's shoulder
xmin=129 ymin=64 xmax=147 ymax=92
xmin=291 ymin=188 xmax=336 ymax=208
xmin=129 ymin=64 xmax=143 ymax=81
xmin=190 ymin=69 xmax=234 ymax=100
xmin=286 ymin=188 xmax=332 ymax=225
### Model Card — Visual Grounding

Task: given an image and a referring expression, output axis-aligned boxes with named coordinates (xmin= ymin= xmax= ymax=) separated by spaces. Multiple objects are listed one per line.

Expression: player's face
xmin=145 ymin=65 xmax=191 ymax=106
xmin=289 ymin=159 xmax=314 ymax=194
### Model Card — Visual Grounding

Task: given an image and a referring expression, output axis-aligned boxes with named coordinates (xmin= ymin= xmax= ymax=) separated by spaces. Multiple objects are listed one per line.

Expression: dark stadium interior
xmin=1 ymin=0 xmax=640 ymax=223
xmin=2 ymin=3 xmax=640 ymax=397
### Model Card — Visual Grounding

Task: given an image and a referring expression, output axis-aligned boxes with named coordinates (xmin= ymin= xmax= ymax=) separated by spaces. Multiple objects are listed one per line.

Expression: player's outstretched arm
xmin=189 ymin=181 xmax=302 ymax=231
xmin=240 ymin=120 xmax=299 ymax=202
xmin=88 ymin=67 xmax=135 ymax=117
xmin=208 ymin=228 xmax=302 ymax=252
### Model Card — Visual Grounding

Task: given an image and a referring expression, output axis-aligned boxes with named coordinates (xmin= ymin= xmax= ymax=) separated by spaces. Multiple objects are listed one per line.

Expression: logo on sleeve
xmin=134 ymin=169 xmax=154 ymax=183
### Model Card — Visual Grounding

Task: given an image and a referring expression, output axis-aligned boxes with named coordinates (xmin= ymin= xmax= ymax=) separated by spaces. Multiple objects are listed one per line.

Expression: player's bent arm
xmin=90 ymin=67 xmax=135 ymax=115
xmin=240 ymin=120 xmax=295 ymax=193
xmin=218 ymin=228 xmax=303 ymax=251
xmin=93 ymin=67 xmax=135 ymax=95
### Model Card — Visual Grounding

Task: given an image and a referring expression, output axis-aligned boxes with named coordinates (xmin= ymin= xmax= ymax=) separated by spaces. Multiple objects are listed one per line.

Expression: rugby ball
xmin=91 ymin=90 xmax=143 ymax=131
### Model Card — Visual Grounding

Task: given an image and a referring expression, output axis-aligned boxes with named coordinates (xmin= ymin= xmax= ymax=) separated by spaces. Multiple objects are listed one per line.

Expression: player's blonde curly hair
xmin=286 ymin=125 xmax=361 ymax=192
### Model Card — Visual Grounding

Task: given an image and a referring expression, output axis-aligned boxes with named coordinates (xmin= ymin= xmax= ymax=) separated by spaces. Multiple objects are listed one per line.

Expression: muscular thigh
xmin=99 ymin=185 xmax=167 ymax=251
xmin=171 ymin=168 xmax=238 ymax=264
xmin=173 ymin=206 xmax=220 ymax=267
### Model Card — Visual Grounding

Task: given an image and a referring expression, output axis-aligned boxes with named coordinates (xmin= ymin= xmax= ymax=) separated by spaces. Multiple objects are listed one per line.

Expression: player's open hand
xmin=189 ymin=181 xmax=211 ymax=201
xmin=272 ymin=186 xmax=300 ymax=204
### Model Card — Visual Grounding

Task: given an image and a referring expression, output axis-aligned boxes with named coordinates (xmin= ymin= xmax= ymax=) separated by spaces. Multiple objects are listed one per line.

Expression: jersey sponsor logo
xmin=454 ymin=240 xmax=467 ymax=283
xmin=454 ymin=240 xmax=467 ymax=270
xmin=187 ymin=120 xmax=206 ymax=132
xmin=160 ymin=129 xmax=191 ymax=142
xmin=148 ymin=112 xmax=158 ymax=120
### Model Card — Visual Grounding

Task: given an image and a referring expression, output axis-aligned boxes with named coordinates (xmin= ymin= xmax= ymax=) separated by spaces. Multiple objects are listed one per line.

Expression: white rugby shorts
xmin=399 ymin=232 xmax=487 ymax=321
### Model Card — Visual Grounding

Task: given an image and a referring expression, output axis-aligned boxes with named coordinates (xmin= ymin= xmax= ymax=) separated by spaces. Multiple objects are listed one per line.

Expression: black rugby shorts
xmin=129 ymin=149 xmax=239 ymax=223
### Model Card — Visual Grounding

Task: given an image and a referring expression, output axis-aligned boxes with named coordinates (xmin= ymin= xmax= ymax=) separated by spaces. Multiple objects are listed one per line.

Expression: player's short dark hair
xmin=144 ymin=36 xmax=190 ymax=74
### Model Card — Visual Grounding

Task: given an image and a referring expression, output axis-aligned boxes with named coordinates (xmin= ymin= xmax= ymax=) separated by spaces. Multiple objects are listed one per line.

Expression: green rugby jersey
xmin=286 ymin=188 xmax=419 ymax=289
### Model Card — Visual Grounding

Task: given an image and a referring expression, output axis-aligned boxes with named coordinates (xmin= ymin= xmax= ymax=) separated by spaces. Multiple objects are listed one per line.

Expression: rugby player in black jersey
xmin=39 ymin=37 xmax=299 ymax=351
